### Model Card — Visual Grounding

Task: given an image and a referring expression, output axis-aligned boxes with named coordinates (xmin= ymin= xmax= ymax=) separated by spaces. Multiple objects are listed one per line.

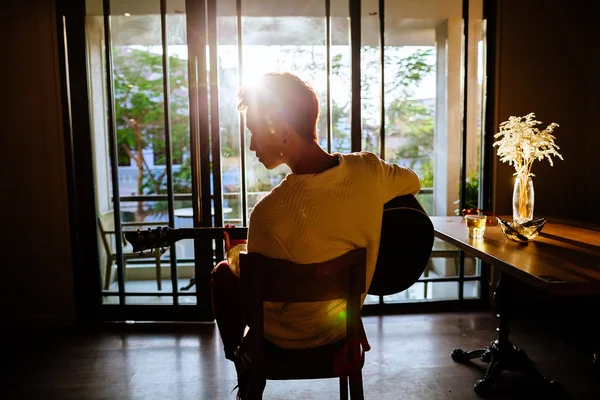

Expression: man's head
xmin=237 ymin=72 xmax=320 ymax=169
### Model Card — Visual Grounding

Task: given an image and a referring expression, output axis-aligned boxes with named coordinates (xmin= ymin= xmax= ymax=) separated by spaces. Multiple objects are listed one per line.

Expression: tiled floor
xmin=5 ymin=312 xmax=599 ymax=399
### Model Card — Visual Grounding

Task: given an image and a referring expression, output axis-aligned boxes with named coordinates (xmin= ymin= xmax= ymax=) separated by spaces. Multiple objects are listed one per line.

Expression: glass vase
xmin=512 ymin=175 xmax=534 ymax=223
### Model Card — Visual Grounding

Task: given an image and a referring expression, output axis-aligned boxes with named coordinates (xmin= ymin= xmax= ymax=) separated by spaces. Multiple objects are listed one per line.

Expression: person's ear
xmin=279 ymin=122 xmax=292 ymax=145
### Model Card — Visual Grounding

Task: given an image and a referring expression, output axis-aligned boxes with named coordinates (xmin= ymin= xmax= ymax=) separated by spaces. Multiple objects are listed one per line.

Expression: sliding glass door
xmin=79 ymin=0 xmax=489 ymax=321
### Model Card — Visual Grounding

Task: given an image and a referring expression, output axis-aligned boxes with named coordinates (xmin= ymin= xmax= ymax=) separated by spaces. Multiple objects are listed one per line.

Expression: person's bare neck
xmin=288 ymin=141 xmax=338 ymax=175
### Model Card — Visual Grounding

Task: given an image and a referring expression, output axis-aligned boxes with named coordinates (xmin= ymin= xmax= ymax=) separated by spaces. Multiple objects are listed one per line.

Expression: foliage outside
xmin=453 ymin=171 xmax=479 ymax=216
xmin=112 ymin=44 xmax=436 ymax=219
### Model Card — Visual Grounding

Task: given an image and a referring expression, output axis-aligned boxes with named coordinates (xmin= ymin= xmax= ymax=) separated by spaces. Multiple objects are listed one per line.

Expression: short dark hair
xmin=237 ymin=72 xmax=320 ymax=141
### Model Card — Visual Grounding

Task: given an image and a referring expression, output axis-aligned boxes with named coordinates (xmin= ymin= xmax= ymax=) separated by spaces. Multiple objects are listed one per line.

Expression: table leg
xmin=451 ymin=271 xmax=558 ymax=395
xmin=180 ymin=276 xmax=196 ymax=291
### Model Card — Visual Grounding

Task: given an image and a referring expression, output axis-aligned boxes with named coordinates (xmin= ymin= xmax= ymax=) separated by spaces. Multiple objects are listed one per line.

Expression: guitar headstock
xmin=124 ymin=226 xmax=175 ymax=253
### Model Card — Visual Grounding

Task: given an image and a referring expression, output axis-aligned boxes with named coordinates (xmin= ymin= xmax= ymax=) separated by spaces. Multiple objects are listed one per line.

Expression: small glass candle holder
xmin=465 ymin=214 xmax=487 ymax=238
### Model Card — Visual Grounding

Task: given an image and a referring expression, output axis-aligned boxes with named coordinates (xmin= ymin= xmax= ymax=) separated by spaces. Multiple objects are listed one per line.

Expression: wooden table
xmin=431 ymin=216 xmax=600 ymax=395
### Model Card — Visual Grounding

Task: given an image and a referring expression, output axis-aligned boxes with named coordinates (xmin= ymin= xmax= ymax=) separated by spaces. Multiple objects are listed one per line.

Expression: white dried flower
xmin=493 ymin=112 xmax=563 ymax=177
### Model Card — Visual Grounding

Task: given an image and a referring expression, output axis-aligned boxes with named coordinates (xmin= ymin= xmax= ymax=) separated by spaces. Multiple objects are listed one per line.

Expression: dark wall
xmin=3 ymin=0 xmax=75 ymax=327
xmin=493 ymin=0 xmax=600 ymax=224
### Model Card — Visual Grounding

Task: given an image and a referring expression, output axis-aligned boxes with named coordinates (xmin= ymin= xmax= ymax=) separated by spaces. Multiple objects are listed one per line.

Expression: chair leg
xmin=246 ymin=376 xmax=266 ymax=400
xmin=104 ymin=258 xmax=113 ymax=291
xmin=339 ymin=376 xmax=349 ymax=400
xmin=349 ymin=371 xmax=364 ymax=400
xmin=155 ymin=249 xmax=162 ymax=291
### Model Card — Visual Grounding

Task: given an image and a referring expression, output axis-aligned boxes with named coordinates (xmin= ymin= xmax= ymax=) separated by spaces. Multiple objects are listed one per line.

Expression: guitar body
xmin=368 ymin=194 xmax=435 ymax=296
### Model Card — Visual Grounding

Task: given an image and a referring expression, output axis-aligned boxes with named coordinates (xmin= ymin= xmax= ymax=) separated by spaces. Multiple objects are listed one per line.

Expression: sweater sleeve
xmin=224 ymin=202 xmax=271 ymax=277
xmin=224 ymin=205 xmax=270 ymax=278
xmin=375 ymin=155 xmax=421 ymax=202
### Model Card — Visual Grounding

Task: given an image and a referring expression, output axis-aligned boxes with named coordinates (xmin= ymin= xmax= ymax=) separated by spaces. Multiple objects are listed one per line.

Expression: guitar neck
xmin=175 ymin=227 xmax=248 ymax=242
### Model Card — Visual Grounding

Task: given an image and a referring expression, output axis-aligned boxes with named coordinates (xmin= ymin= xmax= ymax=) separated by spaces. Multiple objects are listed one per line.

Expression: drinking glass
xmin=465 ymin=215 xmax=487 ymax=238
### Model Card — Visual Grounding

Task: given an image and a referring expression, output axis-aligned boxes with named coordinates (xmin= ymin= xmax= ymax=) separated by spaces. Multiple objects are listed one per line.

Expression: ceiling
xmin=86 ymin=0 xmax=463 ymax=46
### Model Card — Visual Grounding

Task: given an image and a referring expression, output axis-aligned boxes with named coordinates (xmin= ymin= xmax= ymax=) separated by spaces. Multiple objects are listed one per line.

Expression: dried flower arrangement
xmin=493 ymin=113 xmax=563 ymax=222
xmin=493 ymin=112 xmax=563 ymax=178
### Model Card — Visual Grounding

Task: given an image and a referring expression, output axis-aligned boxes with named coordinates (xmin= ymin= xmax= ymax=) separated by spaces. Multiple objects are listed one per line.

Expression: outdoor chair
xmin=98 ymin=210 xmax=169 ymax=291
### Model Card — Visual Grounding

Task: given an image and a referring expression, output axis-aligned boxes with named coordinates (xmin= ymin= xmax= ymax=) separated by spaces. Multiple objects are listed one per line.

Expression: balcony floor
xmin=103 ymin=271 xmax=480 ymax=305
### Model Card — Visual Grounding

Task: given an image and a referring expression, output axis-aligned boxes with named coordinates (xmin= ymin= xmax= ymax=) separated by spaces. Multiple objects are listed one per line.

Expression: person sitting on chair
xmin=210 ymin=72 xmax=421 ymax=399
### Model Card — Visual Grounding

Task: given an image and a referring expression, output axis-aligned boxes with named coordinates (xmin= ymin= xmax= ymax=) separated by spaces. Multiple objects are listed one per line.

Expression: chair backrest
xmin=368 ymin=194 xmax=435 ymax=296
xmin=240 ymin=248 xmax=367 ymax=303
xmin=240 ymin=248 xmax=367 ymax=359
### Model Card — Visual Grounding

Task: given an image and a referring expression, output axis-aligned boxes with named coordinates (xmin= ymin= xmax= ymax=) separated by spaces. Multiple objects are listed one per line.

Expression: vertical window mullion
xmin=186 ymin=1 xmax=202 ymax=227
xmin=236 ymin=0 xmax=248 ymax=227
xmin=186 ymin=0 xmax=211 ymax=230
xmin=326 ymin=0 xmax=332 ymax=153
xmin=379 ymin=0 xmax=385 ymax=160
xmin=186 ymin=0 xmax=213 ymax=312
xmin=207 ymin=0 xmax=225 ymax=263
xmin=481 ymin=0 xmax=496 ymax=216
xmin=160 ymin=0 xmax=179 ymax=303
xmin=102 ymin=0 xmax=125 ymax=305
xmin=458 ymin=0 xmax=471 ymax=301
xmin=350 ymin=0 xmax=361 ymax=153
xmin=480 ymin=0 xmax=498 ymax=303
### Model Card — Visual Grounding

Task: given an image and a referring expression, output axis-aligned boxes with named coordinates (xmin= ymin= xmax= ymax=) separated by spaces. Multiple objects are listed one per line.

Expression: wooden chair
xmin=98 ymin=210 xmax=168 ymax=291
xmin=239 ymin=248 xmax=368 ymax=400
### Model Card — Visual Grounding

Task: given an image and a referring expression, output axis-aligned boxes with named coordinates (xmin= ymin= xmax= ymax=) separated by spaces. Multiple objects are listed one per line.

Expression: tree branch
xmin=122 ymin=143 xmax=136 ymax=160
xmin=142 ymin=157 xmax=160 ymax=188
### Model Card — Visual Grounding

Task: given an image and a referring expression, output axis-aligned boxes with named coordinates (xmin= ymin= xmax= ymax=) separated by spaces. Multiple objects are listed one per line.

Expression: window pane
xmin=216 ymin=0 xmax=243 ymax=226
xmin=463 ymin=0 xmax=486 ymax=213
xmin=361 ymin=4 xmax=382 ymax=155
xmin=383 ymin=3 xmax=447 ymax=217
xmin=87 ymin=1 xmax=196 ymax=303
xmin=330 ymin=0 xmax=351 ymax=153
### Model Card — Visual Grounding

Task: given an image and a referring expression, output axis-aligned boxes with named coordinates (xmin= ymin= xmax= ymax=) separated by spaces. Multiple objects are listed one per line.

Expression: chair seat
xmin=238 ymin=324 xmax=369 ymax=381
xmin=262 ymin=338 xmax=366 ymax=380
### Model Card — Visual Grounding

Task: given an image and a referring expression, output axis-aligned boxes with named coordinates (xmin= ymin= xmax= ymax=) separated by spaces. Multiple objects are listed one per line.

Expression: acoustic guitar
xmin=370 ymin=194 xmax=434 ymax=296
xmin=124 ymin=194 xmax=434 ymax=296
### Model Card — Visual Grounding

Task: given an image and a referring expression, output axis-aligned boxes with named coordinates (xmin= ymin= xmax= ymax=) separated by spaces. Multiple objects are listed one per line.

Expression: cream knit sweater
xmin=233 ymin=151 xmax=420 ymax=349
